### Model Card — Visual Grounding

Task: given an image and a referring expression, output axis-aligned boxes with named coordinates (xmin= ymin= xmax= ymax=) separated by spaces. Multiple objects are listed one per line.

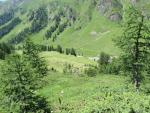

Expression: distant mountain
xmin=0 ymin=0 xmax=150 ymax=56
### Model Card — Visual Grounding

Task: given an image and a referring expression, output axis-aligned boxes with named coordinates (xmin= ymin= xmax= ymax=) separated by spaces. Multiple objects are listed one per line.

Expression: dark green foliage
xmin=40 ymin=45 xmax=77 ymax=56
xmin=98 ymin=52 xmax=110 ymax=73
xmin=45 ymin=2 xmax=76 ymax=41
xmin=85 ymin=66 xmax=97 ymax=77
xmin=98 ymin=52 xmax=110 ymax=66
xmin=57 ymin=21 xmax=68 ymax=33
xmin=9 ymin=7 xmax=48 ymax=44
xmin=65 ymin=48 xmax=77 ymax=56
xmin=107 ymin=58 xmax=122 ymax=75
xmin=97 ymin=52 xmax=122 ymax=75
xmin=146 ymin=56 xmax=150 ymax=76
xmin=47 ymin=45 xmax=54 ymax=51
xmin=23 ymin=39 xmax=48 ymax=77
xmin=0 ymin=50 xmax=5 ymax=59
xmin=63 ymin=63 xmax=81 ymax=75
xmin=63 ymin=63 xmax=73 ymax=74
xmin=0 ymin=10 xmax=14 ymax=26
xmin=1 ymin=54 xmax=51 ymax=113
xmin=40 ymin=45 xmax=60 ymax=53
xmin=0 ymin=43 xmax=13 ymax=59
xmin=30 ymin=7 xmax=48 ymax=33
xmin=56 ymin=45 xmax=63 ymax=53
xmin=0 ymin=17 xmax=21 ymax=38
xmin=9 ymin=28 xmax=30 ymax=44
xmin=116 ymin=6 xmax=150 ymax=89
xmin=66 ymin=48 xmax=70 ymax=55
xmin=21 ymin=95 xmax=51 ymax=113
xmin=70 ymin=48 xmax=77 ymax=56
xmin=45 ymin=25 xmax=57 ymax=39
xmin=45 ymin=20 xmax=68 ymax=40
xmin=142 ymin=83 xmax=150 ymax=94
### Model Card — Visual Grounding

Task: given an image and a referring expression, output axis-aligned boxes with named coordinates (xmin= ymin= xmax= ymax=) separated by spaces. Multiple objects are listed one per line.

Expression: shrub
xmin=98 ymin=52 xmax=110 ymax=66
xmin=98 ymin=52 xmax=122 ymax=75
xmin=98 ymin=52 xmax=110 ymax=73
xmin=0 ymin=43 xmax=13 ymax=59
xmin=85 ymin=66 xmax=97 ymax=77
xmin=63 ymin=63 xmax=73 ymax=74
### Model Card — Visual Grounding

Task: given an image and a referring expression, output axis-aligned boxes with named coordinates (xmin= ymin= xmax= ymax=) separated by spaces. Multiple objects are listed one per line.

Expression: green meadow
xmin=0 ymin=0 xmax=150 ymax=112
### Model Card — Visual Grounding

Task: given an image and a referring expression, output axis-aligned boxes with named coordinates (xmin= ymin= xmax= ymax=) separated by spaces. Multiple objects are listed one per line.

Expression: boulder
xmin=109 ymin=13 xmax=122 ymax=21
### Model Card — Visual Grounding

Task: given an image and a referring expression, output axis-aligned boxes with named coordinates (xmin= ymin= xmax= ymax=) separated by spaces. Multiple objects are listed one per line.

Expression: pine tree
xmin=66 ymin=48 xmax=70 ymax=55
xmin=1 ymin=54 xmax=51 ymax=113
xmin=23 ymin=39 xmax=48 ymax=77
xmin=70 ymin=48 xmax=76 ymax=56
xmin=56 ymin=45 xmax=63 ymax=53
xmin=116 ymin=6 xmax=150 ymax=90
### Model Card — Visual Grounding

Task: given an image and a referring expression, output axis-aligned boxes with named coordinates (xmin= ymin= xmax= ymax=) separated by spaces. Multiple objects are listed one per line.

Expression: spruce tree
xmin=57 ymin=45 xmax=63 ymax=53
xmin=23 ymin=39 xmax=48 ymax=77
xmin=116 ymin=6 xmax=150 ymax=90
xmin=70 ymin=48 xmax=76 ymax=56
xmin=1 ymin=54 xmax=51 ymax=113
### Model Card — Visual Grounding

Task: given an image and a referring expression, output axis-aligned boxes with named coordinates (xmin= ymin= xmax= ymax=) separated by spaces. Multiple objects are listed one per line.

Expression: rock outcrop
xmin=98 ymin=0 xmax=123 ymax=21
xmin=130 ymin=0 xmax=137 ymax=5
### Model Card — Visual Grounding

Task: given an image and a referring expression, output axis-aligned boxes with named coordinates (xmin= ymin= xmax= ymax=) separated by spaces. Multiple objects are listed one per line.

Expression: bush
xmin=85 ymin=66 xmax=97 ymax=77
xmin=63 ymin=63 xmax=73 ymax=74
xmin=98 ymin=52 xmax=110 ymax=73
xmin=0 ymin=43 xmax=13 ymax=59
xmin=106 ymin=58 xmax=122 ymax=75
xmin=98 ymin=52 xmax=122 ymax=75
xmin=98 ymin=52 xmax=110 ymax=66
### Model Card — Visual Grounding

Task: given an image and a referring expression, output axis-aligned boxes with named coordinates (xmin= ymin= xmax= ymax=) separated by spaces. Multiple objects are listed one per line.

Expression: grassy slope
xmin=30 ymin=0 xmax=122 ymax=56
xmin=39 ymin=72 xmax=150 ymax=113
xmin=0 ymin=51 xmax=150 ymax=112
xmin=41 ymin=51 xmax=96 ymax=72
xmin=39 ymin=51 xmax=150 ymax=112
xmin=0 ymin=0 xmax=122 ymax=56
xmin=0 ymin=0 xmax=150 ymax=56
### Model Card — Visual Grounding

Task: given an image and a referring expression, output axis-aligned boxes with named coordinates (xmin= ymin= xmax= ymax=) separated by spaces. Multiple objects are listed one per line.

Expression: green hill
xmin=0 ymin=1 xmax=150 ymax=112
xmin=0 ymin=0 xmax=150 ymax=56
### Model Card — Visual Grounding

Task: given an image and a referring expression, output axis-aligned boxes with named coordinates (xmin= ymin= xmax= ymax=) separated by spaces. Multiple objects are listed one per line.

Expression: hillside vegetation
xmin=0 ymin=0 xmax=149 ymax=56
xmin=0 ymin=0 xmax=150 ymax=113
xmin=2 ymin=0 xmax=149 ymax=56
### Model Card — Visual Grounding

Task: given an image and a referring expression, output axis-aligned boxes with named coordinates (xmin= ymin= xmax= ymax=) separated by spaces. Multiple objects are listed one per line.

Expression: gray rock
xmin=98 ymin=0 xmax=123 ymax=21
xmin=109 ymin=13 xmax=122 ymax=21
xmin=130 ymin=0 xmax=137 ymax=5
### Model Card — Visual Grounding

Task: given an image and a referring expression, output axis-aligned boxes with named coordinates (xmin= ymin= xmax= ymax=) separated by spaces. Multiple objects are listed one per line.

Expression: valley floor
xmin=1 ymin=51 xmax=150 ymax=113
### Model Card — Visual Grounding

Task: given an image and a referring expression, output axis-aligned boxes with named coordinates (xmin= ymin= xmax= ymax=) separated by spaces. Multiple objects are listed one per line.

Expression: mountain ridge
xmin=0 ymin=0 xmax=150 ymax=56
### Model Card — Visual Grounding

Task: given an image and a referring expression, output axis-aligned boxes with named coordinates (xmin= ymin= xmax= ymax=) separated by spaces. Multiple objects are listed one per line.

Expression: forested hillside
xmin=0 ymin=0 xmax=150 ymax=113
xmin=0 ymin=0 xmax=149 ymax=56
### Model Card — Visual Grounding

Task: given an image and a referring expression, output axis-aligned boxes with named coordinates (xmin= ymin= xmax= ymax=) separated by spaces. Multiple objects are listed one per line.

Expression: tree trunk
xmin=133 ymin=16 xmax=143 ymax=91
xmin=134 ymin=78 xmax=140 ymax=92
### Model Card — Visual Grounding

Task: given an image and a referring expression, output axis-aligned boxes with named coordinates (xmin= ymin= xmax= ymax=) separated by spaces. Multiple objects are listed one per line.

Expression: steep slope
xmin=0 ymin=0 xmax=149 ymax=56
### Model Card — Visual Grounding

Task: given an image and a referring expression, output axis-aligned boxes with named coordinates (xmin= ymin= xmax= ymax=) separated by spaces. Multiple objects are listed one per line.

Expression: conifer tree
xmin=56 ymin=45 xmax=63 ymax=53
xmin=116 ymin=6 xmax=150 ymax=90
xmin=1 ymin=54 xmax=51 ymax=113
xmin=70 ymin=48 xmax=76 ymax=56
xmin=23 ymin=39 xmax=48 ymax=77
